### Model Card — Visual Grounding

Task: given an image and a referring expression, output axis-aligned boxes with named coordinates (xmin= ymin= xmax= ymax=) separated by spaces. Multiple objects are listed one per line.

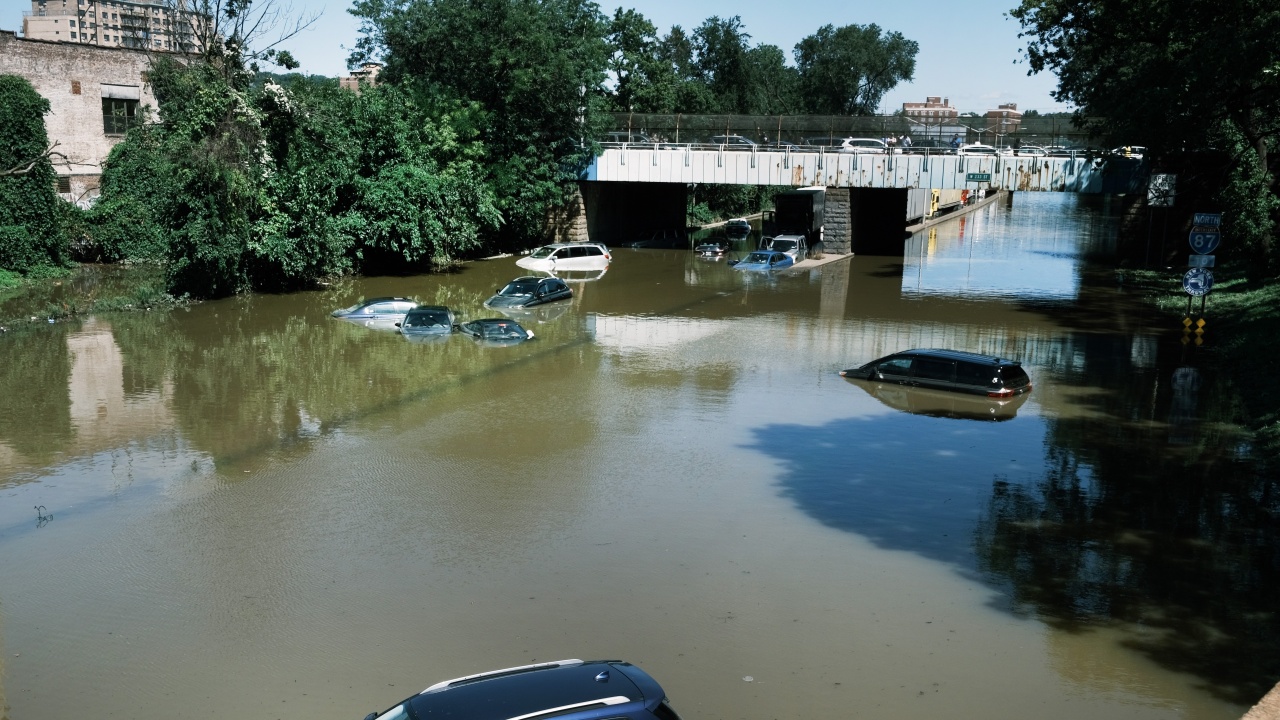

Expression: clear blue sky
xmin=2 ymin=0 xmax=1067 ymax=114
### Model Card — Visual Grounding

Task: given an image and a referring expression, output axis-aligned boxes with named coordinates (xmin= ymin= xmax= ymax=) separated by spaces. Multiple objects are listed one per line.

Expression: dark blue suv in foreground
xmin=362 ymin=659 xmax=683 ymax=720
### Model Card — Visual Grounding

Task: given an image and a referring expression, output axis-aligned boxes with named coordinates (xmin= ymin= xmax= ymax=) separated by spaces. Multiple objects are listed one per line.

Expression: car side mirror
xmin=394 ymin=322 xmax=401 ymax=328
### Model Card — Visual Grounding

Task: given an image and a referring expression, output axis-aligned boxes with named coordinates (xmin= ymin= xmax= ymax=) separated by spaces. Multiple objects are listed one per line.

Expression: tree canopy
xmin=794 ymin=23 xmax=917 ymax=115
xmin=0 ymin=75 xmax=66 ymax=274
xmin=1012 ymin=0 xmax=1280 ymax=267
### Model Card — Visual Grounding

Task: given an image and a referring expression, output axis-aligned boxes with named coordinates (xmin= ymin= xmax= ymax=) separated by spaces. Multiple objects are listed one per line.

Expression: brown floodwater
xmin=0 ymin=193 xmax=1271 ymax=720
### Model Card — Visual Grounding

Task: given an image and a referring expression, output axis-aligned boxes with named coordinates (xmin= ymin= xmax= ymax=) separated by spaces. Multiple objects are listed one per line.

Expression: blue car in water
xmin=732 ymin=250 xmax=794 ymax=271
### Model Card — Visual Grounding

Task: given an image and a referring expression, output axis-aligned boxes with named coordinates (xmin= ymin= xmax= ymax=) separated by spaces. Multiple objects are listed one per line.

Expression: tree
xmin=794 ymin=24 xmax=918 ymax=116
xmin=0 ymin=75 xmax=67 ymax=274
xmin=175 ymin=0 xmax=316 ymax=83
xmin=1011 ymin=0 xmax=1280 ymax=267
xmin=691 ymin=16 xmax=753 ymax=114
xmin=349 ymin=0 xmax=609 ymax=246
xmin=742 ymin=44 xmax=799 ymax=115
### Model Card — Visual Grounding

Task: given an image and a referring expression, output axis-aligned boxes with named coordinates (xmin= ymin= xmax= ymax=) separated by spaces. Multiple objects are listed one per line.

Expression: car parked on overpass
xmin=708 ymin=134 xmax=757 ymax=149
xmin=957 ymin=143 xmax=998 ymax=156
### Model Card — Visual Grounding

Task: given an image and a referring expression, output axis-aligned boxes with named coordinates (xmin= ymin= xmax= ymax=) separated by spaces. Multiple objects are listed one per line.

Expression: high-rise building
xmin=21 ymin=0 xmax=207 ymax=53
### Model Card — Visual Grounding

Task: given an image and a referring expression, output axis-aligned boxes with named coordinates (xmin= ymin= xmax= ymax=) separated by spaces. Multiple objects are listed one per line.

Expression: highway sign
xmin=966 ymin=173 xmax=991 ymax=182
xmin=1189 ymin=228 xmax=1220 ymax=254
xmin=1188 ymin=254 xmax=1215 ymax=268
xmin=1193 ymin=213 xmax=1221 ymax=227
xmin=1148 ymin=174 xmax=1176 ymax=207
xmin=1183 ymin=268 xmax=1213 ymax=296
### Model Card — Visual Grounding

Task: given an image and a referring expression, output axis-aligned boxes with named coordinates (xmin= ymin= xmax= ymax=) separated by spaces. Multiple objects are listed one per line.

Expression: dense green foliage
xmin=90 ymin=57 xmax=500 ymax=297
xmin=3 ymin=1 xmax=925 ymax=295
xmin=0 ymin=75 xmax=66 ymax=274
xmin=1011 ymin=0 xmax=1280 ymax=272
xmin=795 ymin=25 xmax=917 ymax=116
xmin=599 ymin=14 xmax=916 ymax=115
xmin=349 ymin=0 xmax=610 ymax=243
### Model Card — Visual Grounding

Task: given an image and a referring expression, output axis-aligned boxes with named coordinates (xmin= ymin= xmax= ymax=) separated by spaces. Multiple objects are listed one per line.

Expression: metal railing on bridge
xmin=607 ymin=112 xmax=1100 ymax=152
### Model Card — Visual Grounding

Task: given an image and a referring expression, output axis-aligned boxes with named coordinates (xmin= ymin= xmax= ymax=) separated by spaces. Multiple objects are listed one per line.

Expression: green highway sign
xmin=966 ymin=173 xmax=991 ymax=182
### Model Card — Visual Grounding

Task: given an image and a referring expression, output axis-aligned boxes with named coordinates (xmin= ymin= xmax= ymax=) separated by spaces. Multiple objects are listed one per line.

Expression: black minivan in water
xmin=840 ymin=349 xmax=1032 ymax=398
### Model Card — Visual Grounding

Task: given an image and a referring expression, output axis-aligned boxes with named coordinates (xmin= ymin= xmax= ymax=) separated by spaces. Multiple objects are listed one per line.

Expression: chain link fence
xmin=606 ymin=113 xmax=1100 ymax=149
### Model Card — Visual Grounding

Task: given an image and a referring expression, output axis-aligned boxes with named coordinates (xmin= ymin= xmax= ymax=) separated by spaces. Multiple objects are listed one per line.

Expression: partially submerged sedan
xmin=732 ymin=250 xmax=794 ymax=271
xmin=330 ymin=297 xmax=418 ymax=330
xmin=840 ymin=348 xmax=1032 ymax=399
xmin=395 ymin=305 xmax=456 ymax=339
xmin=484 ymin=276 xmax=573 ymax=310
xmin=457 ymin=318 xmax=535 ymax=345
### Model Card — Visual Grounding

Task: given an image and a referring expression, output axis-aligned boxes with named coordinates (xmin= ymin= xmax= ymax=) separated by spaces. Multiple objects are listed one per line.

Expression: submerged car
xmin=840 ymin=348 xmax=1032 ymax=398
xmin=516 ymin=242 xmax=612 ymax=272
xmin=733 ymin=250 xmax=794 ymax=271
xmin=361 ymin=658 xmax=684 ymax=720
xmin=330 ymin=297 xmax=418 ymax=330
xmin=762 ymin=234 xmax=808 ymax=263
xmin=395 ymin=305 xmax=456 ymax=337
xmin=724 ymin=217 xmax=752 ymax=241
xmin=457 ymin=318 xmax=535 ymax=344
xmin=484 ymin=276 xmax=573 ymax=309
xmin=849 ymin=379 xmax=1030 ymax=421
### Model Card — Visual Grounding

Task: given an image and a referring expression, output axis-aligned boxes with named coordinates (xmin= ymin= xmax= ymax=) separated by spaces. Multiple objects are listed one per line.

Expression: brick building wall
xmin=0 ymin=30 xmax=155 ymax=203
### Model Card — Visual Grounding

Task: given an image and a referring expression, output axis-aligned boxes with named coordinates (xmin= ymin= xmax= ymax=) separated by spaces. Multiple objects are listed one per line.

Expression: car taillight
xmin=988 ymin=388 xmax=1013 ymax=398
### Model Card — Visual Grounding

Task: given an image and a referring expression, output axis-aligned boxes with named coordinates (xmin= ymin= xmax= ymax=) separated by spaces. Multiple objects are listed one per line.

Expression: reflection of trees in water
xmin=0 ymin=324 xmax=73 ymax=463
xmin=973 ymin=336 xmax=1280 ymax=705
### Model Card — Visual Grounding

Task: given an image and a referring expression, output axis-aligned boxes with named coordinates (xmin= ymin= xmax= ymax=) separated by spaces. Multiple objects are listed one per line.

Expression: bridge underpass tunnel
xmin=850 ymin=188 xmax=911 ymax=256
xmin=581 ymin=181 xmax=688 ymax=247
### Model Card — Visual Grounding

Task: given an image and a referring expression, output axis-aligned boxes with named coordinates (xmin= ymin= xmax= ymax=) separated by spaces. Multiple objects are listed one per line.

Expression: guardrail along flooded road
xmin=0 ymin=193 xmax=1269 ymax=720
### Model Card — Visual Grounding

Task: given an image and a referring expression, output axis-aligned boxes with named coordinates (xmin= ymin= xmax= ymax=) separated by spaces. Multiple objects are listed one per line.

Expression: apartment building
xmin=902 ymin=96 xmax=958 ymax=121
xmin=21 ymin=0 xmax=206 ymax=53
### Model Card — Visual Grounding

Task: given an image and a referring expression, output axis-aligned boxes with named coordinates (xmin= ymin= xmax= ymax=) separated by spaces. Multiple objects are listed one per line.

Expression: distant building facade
xmin=902 ymin=96 xmax=965 ymax=143
xmin=0 ymin=30 xmax=156 ymax=201
xmin=984 ymin=102 xmax=1022 ymax=135
xmin=340 ymin=62 xmax=382 ymax=93
xmin=21 ymin=0 xmax=207 ymax=53
xmin=902 ymin=96 xmax=957 ymax=122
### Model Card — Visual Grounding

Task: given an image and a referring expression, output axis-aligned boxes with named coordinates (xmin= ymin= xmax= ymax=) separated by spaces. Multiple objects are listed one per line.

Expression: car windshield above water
xmin=498 ymin=280 xmax=538 ymax=296
xmin=400 ymin=306 xmax=453 ymax=331
xmin=481 ymin=322 xmax=527 ymax=340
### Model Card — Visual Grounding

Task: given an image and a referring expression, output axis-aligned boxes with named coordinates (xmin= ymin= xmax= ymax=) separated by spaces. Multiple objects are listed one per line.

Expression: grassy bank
xmin=1125 ymin=262 xmax=1280 ymax=466
xmin=0 ymin=263 xmax=188 ymax=332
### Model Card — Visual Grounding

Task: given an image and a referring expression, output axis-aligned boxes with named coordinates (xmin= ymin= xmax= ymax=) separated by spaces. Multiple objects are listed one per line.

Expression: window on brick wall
xmin=102 ymin=97 xmax=138 ymax=135
xmin=56 ymin=176 xmax=71 ymax=193
xmin=71 ymin=80 xmax=81 ymax=94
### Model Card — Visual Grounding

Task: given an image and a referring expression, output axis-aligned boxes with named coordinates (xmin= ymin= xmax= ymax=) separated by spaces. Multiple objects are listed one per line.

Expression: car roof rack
xmin=422 ymin=659 xmax=585 ymax=693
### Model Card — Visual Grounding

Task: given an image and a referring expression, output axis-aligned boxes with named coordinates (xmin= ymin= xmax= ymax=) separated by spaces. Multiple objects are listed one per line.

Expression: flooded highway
xmin=0 ymin=193 xmax=1270 ymax=720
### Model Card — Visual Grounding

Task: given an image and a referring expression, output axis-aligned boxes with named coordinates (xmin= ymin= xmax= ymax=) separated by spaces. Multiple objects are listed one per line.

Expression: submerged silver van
xmin=840 ymin=349 xmax=1032 ymax=398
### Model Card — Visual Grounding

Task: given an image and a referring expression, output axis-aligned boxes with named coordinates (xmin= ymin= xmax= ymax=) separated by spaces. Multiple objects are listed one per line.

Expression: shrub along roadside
xmin=1125 ymin=263 xmax=1280 ymax=468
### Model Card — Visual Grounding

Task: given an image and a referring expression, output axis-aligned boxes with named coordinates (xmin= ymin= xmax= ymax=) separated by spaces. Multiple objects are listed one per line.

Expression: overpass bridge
xmin=582 ymin=146 xmax=1132 ymax=194
xmin=570 ymin=145 xmax=1145 ymax=256
xmin=562 ymin=113 xmax=1144 ymax=255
